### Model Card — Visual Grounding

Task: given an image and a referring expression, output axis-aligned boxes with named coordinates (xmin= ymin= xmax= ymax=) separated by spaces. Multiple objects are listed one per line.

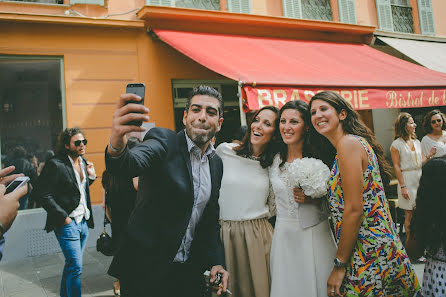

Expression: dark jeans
xmin=55 ymin=219 xmax=89 ymax=297
xmin=120 ymin=261 xmax=204 ymax=297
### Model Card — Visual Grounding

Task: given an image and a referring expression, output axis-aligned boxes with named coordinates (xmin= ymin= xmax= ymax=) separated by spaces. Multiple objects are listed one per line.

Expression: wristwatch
xmin=334 ymin=257 xmax=348 ymax=268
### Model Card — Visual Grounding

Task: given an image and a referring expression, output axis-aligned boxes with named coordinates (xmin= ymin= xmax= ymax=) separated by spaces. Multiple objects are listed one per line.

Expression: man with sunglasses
xmin=34 ymin=127 xmax=96 ymax=297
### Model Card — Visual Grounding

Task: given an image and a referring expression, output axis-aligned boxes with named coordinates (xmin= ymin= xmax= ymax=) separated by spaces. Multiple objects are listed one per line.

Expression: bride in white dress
xmin=269 ymin=100 xmax=337 ymax=297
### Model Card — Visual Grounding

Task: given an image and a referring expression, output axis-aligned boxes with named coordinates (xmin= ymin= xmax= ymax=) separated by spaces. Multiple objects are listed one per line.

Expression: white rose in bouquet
xmin=288 ymin=157 xmax=331 ymax=198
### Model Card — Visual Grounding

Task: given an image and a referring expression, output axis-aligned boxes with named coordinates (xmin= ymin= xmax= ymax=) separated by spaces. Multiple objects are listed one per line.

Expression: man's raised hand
xmin=108 ymin=93 xmax=149 ymax=156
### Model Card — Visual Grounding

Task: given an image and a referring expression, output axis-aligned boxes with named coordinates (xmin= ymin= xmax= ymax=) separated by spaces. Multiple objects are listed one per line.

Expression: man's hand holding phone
xmin=109 ymin=84 xmax=149 ymax=156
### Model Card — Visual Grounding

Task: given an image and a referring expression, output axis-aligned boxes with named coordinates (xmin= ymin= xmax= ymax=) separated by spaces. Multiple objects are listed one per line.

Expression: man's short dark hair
xmin=56 ymin=127 xmax=84 ymax=155
xmin=185 ymin=86 xmax=224 ymax=118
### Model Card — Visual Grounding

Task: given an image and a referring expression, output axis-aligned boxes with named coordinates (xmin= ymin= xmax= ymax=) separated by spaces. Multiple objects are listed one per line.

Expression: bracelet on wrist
xmin=108 ymin=139 xmax=123 ymax=153
xmin=334 ymin=257 xmax=348 ymax=268
xmin=400 ymin=185 xmax=407 ymax=189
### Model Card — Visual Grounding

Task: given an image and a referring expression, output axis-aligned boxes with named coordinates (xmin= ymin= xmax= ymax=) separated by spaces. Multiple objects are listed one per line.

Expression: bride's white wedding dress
xmin=269 ymin=155 xmax=337 ymax=297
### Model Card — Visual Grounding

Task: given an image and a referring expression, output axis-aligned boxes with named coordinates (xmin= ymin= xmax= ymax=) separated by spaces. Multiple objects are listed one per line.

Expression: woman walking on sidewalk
xmin=390 ymin=113 xmax=435 ymax=241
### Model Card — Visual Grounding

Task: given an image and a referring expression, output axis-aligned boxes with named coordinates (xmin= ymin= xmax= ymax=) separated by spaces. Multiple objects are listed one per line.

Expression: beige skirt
xmin=220 ymin=218 xmax=273 ymax=297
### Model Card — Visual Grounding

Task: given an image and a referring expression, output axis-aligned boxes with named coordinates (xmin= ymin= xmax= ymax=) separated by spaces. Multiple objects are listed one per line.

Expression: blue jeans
xmin=55 ymin=219 xmax=89 ymax=297
xmin=0 ymin=234 xmax=6 ymax=261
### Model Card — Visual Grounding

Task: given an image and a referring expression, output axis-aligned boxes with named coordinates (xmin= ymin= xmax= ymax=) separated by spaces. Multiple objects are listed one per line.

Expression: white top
xmin=390 ymin=138 xmax=422 ymax=171
xmin=216 ymin=142 xmax=275 ymax=221
xmin=67 ymin=156 xmax=91 ymax=224
xmin=421 ymin=132 xmax=446 ymax=158
xmin=269 ymin=154 xmax=328 ymax=229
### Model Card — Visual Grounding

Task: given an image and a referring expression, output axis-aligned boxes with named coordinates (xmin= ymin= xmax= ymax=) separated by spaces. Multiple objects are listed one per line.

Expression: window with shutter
xmin=227 ymin=0 xmax=251 ymax=13
xmin=338 ymin=0 xmax=356 ymax=24
xmin=389 ymin=0 xmax=413 ymax=33
xmin=376 ymin=0 xmax=394 ymax=31
xmin=147 ymin=0 xmax=221 ymax=10
xmin=70 ymin=0 xmax=104 ymax=5
xmin=301 ymin=0 xmax=332 ymax=21
xmin=146 ymin=0 xmax=175 ymax=6
xmin=417 ymin=0 xmax=435 ymax=35
xmin=176 ymin=0 xmax=220 ymax=10
xmin=9 ymin=0 xmax=63 ymax=3
xmin=283 ymin=0 xmax=303 ymax=19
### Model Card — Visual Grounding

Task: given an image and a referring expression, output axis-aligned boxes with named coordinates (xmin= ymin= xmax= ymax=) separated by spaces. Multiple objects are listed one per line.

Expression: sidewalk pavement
xmin=0 ymin=247 xmax=114 ymax=297
xmin=0 ymin=247 xmax=426 ymax=297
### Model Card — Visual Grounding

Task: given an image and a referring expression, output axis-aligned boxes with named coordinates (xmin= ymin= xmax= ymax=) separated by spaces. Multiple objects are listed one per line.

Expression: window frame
xmin=0 ymin=55 xmax=66 ymax=169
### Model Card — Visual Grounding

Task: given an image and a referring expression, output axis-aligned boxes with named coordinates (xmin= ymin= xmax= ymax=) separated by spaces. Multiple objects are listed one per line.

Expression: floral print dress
xmin=328 ymin=135 xmax=421 ymax=297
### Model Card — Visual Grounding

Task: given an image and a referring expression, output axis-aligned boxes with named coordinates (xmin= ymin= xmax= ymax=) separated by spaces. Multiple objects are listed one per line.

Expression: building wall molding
xmin=375 ymin=29 xmax=446 ymax=42
xmin=138 ymin=5 xmax=376 ymax=43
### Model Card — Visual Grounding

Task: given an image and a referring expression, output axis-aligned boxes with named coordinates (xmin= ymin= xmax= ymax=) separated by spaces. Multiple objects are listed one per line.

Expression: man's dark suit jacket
xmin=34 ymin=154 xmax=95 ymax=232
xmin=105 ymin=128 xmax=225 ymax=281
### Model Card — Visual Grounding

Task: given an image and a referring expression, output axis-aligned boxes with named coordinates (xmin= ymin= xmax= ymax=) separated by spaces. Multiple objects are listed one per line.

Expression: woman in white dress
xmin=390 ymin=112 xmax=434 ymax=240
xmin=421 ymin=109 xmax=446 ymax=158
xmin=269 ymin=100 xmax=336 ymax=297
xmin=216 ymin=106 xmax=278 ymax=297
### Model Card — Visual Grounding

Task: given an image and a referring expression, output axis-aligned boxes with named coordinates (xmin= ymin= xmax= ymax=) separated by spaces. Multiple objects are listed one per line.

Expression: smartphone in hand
xmin=125 ymin=83 xmax=146 ymax=126
xmin=5 ymin=176 xmax=30 ymax=194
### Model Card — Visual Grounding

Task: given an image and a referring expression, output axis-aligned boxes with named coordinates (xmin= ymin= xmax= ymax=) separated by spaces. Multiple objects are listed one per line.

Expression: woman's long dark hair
xmin=276 ymin=100 xmax=333 ymax=167
xmin=234 ymin=105 xmax=279 ymax=168
xmin=309 ymin=91 xmax=392 ymax=186
xmin=410 ymin=156 xmax=446 ymax=255
xmin=423 ymin=109 xmax=446 ymax=135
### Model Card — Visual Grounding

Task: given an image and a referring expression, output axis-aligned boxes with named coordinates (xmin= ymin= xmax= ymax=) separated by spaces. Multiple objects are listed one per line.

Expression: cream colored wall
xmin=356 ymin=0 xmax=378 ymax=27
xmin=432 ymin=0 xmax=446 ymax=37
xmin=106 ymin=0 xmax=144 ymax=20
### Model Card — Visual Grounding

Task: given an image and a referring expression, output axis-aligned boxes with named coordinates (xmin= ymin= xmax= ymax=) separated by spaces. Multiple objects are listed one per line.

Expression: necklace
xmin=247 ymin=155 xmax=261 ymax=161
xmin=404 ymin=138 xmax=419 ymax=166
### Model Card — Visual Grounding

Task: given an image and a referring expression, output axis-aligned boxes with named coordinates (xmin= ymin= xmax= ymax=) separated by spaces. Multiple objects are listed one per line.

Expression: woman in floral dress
xmin=309 ymin=91 xmax=421 ymax=297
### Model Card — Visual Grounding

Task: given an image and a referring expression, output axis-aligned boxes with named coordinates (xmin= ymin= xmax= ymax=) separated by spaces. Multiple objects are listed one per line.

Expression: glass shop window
xmin=0 ymin=57 xmax=64 ymax=210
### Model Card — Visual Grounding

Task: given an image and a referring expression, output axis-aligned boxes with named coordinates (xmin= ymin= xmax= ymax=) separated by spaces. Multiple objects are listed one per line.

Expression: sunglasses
xmin=431 ymin=119 xmax=442 ymax=124
xmin=74 ymin=139 xmax=88 ymax=146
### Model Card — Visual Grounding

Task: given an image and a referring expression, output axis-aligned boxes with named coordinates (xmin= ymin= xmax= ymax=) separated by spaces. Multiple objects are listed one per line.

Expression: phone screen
xmin=125 ymin=83 xmax=146 ymax=126
xmin=5 ymin=181 xmax=23 ymax=194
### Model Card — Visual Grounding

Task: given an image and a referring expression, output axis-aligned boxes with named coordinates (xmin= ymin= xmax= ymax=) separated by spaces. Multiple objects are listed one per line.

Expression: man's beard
xmin=186 ymin=125 xmax=217 ymax=146
xmin=68 ymin=147 xmax=84 ymax=158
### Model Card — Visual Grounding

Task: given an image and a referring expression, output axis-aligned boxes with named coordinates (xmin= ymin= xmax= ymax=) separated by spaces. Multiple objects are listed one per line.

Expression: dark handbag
xmin=96 ymin=212 xmax=114 ymax=256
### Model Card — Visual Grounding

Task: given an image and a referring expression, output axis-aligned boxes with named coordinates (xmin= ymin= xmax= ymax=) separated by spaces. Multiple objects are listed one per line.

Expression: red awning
xmin=153 ymin=29 xmax=446 ymax=110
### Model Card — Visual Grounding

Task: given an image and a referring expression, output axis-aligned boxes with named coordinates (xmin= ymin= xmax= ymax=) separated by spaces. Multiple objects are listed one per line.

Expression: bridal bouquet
xmin=288 ymin=157 xmax=331 ymax=198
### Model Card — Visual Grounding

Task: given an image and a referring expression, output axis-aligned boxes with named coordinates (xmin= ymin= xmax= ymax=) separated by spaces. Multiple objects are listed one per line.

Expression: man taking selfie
xmin=35 ymin=127 xmax=96 ymax=297
xmin=106 ymin=85 xmax=229 ymax=297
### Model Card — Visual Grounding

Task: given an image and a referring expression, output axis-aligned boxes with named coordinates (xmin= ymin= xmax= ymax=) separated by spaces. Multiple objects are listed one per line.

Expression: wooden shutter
xmin=146 ymin=0 xmax=174 ymax=6
xmin=338 ymin=0 xmax=357 ymax=24
xmin=376 ymin=0 xmax=394 ymax=31
xmin=283 ymin=0 xmax=302 ymax=19
xmin=417 ymin=0 xmax=435 ymax=35
xmin=70 ymin=0 xmax=104 ymax=5
xmin=228 ymin=0 xmax=251 ymax=13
